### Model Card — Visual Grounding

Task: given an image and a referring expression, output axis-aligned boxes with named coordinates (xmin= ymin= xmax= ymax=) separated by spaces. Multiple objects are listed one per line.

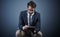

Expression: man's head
xmin=27 ymin=1 xmax=36 ymax=14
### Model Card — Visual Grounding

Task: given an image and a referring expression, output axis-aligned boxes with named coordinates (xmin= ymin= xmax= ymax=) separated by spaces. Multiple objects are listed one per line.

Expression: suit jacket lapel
xmin=32 ymin=12 xmax=36 ymax=25
xmin=24 ymin=10 xmax=28 ymax=25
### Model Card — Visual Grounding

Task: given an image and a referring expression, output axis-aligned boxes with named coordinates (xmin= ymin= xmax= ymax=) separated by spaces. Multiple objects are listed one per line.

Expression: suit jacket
xmin=18 ymin=10 xmax=41 ymax=32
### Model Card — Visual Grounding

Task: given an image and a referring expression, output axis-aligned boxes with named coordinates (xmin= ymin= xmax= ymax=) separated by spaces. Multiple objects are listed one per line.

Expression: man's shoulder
xmin=35 ymin=11 xmax=40 ymax=15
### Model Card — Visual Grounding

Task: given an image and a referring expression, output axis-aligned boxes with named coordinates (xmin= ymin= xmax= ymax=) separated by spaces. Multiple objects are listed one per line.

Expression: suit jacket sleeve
xmin=35 ymin=13 xmax=41 ymax=32
xmin=18 ymin=12 xmax=24 ymax=30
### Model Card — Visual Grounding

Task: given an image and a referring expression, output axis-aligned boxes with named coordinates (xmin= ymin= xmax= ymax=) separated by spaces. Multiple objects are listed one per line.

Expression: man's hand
xmin=23 ymin=25 xmax=29 ymax=30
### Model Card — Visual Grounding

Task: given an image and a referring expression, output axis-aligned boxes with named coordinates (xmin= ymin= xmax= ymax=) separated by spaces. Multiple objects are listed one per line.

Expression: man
xmin=16 ymin=1 xmax=42 ymax=37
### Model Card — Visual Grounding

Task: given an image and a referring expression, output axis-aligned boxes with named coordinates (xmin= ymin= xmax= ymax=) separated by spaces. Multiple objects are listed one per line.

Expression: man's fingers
xmin=25 ymin=25 xmax=29 ymax=27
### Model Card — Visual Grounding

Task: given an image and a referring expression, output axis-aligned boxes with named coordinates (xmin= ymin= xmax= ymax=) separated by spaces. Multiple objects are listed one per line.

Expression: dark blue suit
xmin=18 ymin=10 xmax=41 ymax=32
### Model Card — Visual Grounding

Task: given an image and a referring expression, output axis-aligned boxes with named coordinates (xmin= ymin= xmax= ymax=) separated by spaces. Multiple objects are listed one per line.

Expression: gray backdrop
xmin=0 ymin=0 xmax=59 ymax=37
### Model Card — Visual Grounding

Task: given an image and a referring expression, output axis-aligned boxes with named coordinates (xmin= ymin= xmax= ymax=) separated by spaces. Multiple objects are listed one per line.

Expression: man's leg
xmin=15 ymin=30 xmax=25 ymax=37
xmin=36 ymin=31 xmax=42 ymax=37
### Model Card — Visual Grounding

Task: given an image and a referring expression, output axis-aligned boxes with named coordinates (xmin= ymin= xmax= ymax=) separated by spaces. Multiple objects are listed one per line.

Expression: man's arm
xmin=35 ymin=13 xmax=41 ymax=32
xmin=18 ymin=12 xmax=24 ymax=30
xmin=18 ymin=11 xmax=29 ymax=30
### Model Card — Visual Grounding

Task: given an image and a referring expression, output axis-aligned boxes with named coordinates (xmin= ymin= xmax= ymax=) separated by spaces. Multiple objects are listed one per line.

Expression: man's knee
xmin=15 ymin=30 xmax=25 ymax=37
xmin=16 ymin=30 xmax=21 ymax=37
xmin=37 ymin=31 xmax=42 ymax=37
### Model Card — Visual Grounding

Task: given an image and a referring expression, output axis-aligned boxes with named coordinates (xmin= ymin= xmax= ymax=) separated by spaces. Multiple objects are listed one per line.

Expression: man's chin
xmin=29 ymin=12 xmax=33 ymax=14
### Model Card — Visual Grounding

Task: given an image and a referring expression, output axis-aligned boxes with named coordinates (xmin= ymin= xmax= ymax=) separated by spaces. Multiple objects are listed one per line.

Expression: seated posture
xmin=16 ymin=1 xmax=42 ymax=37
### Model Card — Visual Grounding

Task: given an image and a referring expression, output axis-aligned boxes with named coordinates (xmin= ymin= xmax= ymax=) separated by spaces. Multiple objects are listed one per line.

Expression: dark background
xmin=0 ymin=0 xmax=60 ymax=37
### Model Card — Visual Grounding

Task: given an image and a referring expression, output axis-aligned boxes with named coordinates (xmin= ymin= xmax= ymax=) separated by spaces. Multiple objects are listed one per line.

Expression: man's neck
xmin=27 ymin=11 xmax=34 ymax=16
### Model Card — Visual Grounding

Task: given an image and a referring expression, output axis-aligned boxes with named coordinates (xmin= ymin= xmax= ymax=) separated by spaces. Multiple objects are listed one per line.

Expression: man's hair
xmin=27 ymin=1 xmax=36 ymax=8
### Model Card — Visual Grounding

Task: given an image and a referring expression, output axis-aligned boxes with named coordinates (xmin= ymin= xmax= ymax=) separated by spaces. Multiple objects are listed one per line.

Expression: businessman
xmin=16 ymin=1 xmax=42 ymax=37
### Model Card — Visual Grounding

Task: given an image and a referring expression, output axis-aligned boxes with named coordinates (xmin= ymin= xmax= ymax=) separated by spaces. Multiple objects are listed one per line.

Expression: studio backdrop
xmin=0 ymin=0 xmax=59 ymax=37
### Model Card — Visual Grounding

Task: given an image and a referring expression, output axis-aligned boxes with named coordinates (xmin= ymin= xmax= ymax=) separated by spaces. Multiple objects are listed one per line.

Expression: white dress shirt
xmin=23 ymin=11 xmax=34 ymax=30
xmin=27 ymin=12 xmax=34 ymax=26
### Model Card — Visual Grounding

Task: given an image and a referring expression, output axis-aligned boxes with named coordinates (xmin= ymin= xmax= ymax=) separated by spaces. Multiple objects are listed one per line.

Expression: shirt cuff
xmin=22 ymin=26 xmax=24 ymax=30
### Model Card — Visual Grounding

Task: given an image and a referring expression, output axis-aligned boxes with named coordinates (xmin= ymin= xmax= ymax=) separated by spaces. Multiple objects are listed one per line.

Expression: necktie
xmin=29 ymin=14 xmax=32 ymax=26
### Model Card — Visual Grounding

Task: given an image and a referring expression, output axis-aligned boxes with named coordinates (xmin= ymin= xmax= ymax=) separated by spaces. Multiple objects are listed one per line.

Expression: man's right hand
xmin=23 ymin=25 xmax=29 ymax=30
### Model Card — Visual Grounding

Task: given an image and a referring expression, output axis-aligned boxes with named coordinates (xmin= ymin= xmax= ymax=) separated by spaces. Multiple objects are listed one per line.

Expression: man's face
xmin=27 ymin=6 xmax=35 ymax=14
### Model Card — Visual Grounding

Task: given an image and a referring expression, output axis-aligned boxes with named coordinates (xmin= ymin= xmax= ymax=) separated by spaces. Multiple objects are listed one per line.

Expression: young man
xmin=16 ymin=1 xmax=42 ymax=37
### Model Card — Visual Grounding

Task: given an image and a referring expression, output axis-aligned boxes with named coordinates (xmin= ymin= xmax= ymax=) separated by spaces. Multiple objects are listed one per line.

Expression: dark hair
xmin=27 ymin=1 xmax=36 ymax=8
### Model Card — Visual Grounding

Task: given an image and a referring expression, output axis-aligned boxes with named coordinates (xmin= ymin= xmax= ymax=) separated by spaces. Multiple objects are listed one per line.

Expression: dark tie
xmin=29 ymin=14 xmax=32 ymax=26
